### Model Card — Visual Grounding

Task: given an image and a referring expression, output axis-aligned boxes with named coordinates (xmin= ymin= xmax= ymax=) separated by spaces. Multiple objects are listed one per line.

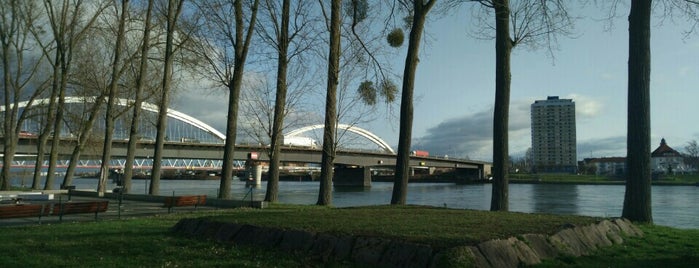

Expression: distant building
xmin=580 ymin=138 xmax=693 ymax=176
xmin=580 ymin=157 xmax=626 ymax=176
xmin=530 ymin=96 xmax=577 ymax=173
xmin=651 ymin=138 xmax=689 ymax=174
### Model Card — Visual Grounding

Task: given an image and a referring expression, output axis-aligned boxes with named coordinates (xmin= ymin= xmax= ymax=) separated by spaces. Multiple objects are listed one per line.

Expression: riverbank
xmin=1 ymin=205 xmax=696 ymax=267
xmin=509 ymin=173 xmax=699 ymax=186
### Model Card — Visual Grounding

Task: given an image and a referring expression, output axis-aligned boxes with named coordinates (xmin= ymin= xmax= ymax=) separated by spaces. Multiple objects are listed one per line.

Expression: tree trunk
xmin=265 ymin=0 xmax=290 ymax=203
xmin=98 ymin=0 xmax=129 ymax=196
xmin=124 ymin=0 xmax=154 ymax=193
xmin=219 ymin=0 xmax=259 ymax=199
xmin=150 ymin=0 xmax=183 ymax=195
xmin=490 ymin=0 xmax=512 ymax=211
xmin=622 ymin=0 xmax=653 ymax=223
xmin=390 ymin=0 xmax=435 ymax=205
xmin=62 ymin=97 xmax=103 ymax=188
xmin=317 ymin=0 xmax=342 ymax=206
xmin=45 ymin=64 xmax=68 ymax=190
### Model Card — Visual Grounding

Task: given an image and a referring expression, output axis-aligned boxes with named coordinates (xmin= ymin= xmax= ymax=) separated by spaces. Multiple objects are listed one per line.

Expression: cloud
xmin=565 ymin=94 xmax=603 ymax=118
xmin=413 ymin=100 xmax=532 ymax=161
xmin=577 ymin=136 xmax=627 ymax=159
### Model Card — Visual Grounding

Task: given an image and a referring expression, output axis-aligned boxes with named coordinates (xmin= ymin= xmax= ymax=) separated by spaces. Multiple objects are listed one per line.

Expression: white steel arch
xmin=284 ymin=124 xmax=395 ymax=154
xmin=5 ymin=96 xmax=226 ymax=140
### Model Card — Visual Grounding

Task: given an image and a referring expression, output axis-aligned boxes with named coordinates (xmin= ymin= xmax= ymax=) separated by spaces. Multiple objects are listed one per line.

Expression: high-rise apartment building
xmin=530 ymin=96 xmax=577 ymax=173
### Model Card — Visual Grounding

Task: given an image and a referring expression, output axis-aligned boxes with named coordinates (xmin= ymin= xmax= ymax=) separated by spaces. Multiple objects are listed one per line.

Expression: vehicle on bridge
xmin=283 ymin=136 xmax=317 ymax=148
xmin=411 ymin=150 xmax=429 ymax=157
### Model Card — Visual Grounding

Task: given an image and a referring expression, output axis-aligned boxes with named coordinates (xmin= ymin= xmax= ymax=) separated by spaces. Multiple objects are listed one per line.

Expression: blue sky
xmin=177 ymin=4 xmax=698 ymax=162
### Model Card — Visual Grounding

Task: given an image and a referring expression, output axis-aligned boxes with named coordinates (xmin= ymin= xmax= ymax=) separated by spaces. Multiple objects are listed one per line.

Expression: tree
xmin=317 ymin=0 xmax=341 ymax=206
xmin=97 ymin=0 xmax=130 ymax=196
xmin=684 ymin=140 xmax=699 ymax=172
xmin=0 ymin=0 xmax=49 ymax=190
xmin=390 ymin=0 xmax=436 ymax=205
xmin=191 ymin=0 xmax=260 ymax=199
xmin=452 ymin=0 xmax=573 ymax=211
xmin=259 ymin=0 xmax=319 ymax=202
xmin=123 ymin=0 xmax=155 ymax=193
xmin=149 ymin=0 xmax=185 ymax=195
xmin=620 ymin=0 xmax=699 ymax=223
xmin=40 ymin=0 xmax=108 ymax=190
xmin=622 ymin=0 xmax=653 ymax=223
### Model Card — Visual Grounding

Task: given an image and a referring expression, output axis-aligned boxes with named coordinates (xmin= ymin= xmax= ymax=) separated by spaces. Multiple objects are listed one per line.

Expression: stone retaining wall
xmin=171 ymin=218 xmax=643 ymax=267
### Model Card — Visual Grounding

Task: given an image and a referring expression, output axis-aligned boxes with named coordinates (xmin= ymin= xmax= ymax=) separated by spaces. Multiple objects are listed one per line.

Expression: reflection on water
xmin=9 ymin=176 xmax=697 ymax=229
xmin=531 ymin=184 xmax=579 ymax=215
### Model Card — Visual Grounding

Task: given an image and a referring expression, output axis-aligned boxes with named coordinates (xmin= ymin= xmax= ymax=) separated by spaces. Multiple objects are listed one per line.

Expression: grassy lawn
xmin=1 ymin=205 xmax=697 ymax=267
xmin=536 ymin=224 xmax=699 ymax=267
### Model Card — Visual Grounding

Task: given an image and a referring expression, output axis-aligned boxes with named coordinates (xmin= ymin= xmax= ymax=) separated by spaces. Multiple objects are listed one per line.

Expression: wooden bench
xmin=164 ymin=195 xmax=207 ymax=213
xmin=0 ymin=204 xmax=51 ymax=224
xmin=52 ymin=201 xmax=109 ymax=221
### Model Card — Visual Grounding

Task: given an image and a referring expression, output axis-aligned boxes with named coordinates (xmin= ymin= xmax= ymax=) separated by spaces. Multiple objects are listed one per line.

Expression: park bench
xmin=0 ymin=204 xmax=51 ymax=224
xmin=164 ymin=195 xmax=207 ymax=213
xmin=52 ymin=201 xmax=110 ymax=221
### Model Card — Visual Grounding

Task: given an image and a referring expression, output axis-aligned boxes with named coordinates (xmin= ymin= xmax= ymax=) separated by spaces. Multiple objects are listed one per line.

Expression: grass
xmin=1 ymin=205 xmax=697 ymax=267
xmin=0 ymin=213 xmax=315 ymax=267
xmin=198 ymin=204 xmax=599 ymax=249
xmin=535 ymin=224 xmax=699 ymax=267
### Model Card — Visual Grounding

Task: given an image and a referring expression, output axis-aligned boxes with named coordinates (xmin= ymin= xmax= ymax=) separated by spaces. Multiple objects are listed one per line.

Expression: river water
xmin=10 ymin=177 xmax=698 ymax=229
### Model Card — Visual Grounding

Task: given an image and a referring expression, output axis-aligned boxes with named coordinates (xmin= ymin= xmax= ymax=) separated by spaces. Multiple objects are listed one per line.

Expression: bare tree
xmin=97 ymin=0 xmax=130 ymax=196
xmin=0 ymin=0 xmax=48 ymax=190
xmin=616 ymin=0 xmax=698 ymax=224
xmin=123 ymin=0 xmax=155 ymax=193
xmin=449 ymin=0 xmax=574 ymax=210
xmin=622 ymin=0 xmax=653 ymax=223
xmin=390 ymin=0 xmax=436 ymax=205
xmin=41 ymin=0 xmax=108 ymax=190
xmin=255 ymin=0 xmax=321 ymax=202
xmin=149 ymin=0 xmax=185 ymax=195
xmin=684 ymin=140 xmax=699 ymax=172
xmin=191 ymin=0 xmax=260 ymax=199
xmin=316 ymin=0 xmax=342 ymax=206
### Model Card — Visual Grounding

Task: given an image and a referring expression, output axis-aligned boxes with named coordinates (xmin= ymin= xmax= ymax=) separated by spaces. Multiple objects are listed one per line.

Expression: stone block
xmin=232 ymin=225 xmax=283 ymax=247
xmin=351 ymin=236 xmax=391 ymax=265
xmin=309 ymin=233 xmax=338 ymax=260
xmin=214 ymin=223 xmax=243 ymax=243
xmin=509 ymin=237 xmax=541 ymax=266
xmin=477 ymin=239 xmax=520 ymax=268
xmin=171 ymin=218 xmax=202 ymax=235
xmin=194 ymin=220 xmax=223 ymax=238
xmin=378 ymin=241 xmax=433 ymax=268
xmin=597 ymin=220 xmax=624 ymax=244
xmin=550 ymin=229 xmax=585 ymax=257
xmin=521 ymin=234 xmax=559 ymax=259
xmin=278 ymin=230 xmax=316 ymax=252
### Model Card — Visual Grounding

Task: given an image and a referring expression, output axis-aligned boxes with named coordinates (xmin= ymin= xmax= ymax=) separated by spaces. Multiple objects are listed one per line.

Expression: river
xmin=10 ymin=176 xmax=698 ymax=229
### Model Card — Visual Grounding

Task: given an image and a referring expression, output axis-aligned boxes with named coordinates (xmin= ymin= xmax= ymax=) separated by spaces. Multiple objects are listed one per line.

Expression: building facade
xmin=531 ymin=96 xmax=577 ymax=173
xmin=651 ymin=138 xmax=690 ymax=174
xmin=580 ymin=139 xmax=694 ymax=177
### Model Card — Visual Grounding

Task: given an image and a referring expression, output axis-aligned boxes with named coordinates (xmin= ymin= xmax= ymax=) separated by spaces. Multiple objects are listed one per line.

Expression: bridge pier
xmin=333 ymin=166 xmax=371 ymax=187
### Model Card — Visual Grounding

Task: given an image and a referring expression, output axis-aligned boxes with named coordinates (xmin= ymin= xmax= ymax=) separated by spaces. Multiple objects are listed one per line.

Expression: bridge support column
xmin=333 ymin=166 xmax=371 ymax=187
xmin=454 ymin=167 xmax=482 ymax=182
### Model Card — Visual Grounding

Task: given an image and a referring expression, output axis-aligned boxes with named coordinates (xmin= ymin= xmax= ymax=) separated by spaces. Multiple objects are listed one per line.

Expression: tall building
xmin=530 ymin=96 xmax=577 ymax=173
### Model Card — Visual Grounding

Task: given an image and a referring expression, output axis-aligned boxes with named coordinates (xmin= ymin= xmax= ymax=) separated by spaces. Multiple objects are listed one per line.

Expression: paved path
xmin=0 ymin=194 xmax=217 ymax=227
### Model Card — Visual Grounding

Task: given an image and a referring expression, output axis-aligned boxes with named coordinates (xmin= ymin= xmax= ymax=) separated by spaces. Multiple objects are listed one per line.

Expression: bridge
xmin=2 ymin=97 xmax=491 ymax=182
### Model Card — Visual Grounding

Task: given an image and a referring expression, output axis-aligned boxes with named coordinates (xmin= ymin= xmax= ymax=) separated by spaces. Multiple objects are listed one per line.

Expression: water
xmin=10 ymin=176 xmax=698 ymax=229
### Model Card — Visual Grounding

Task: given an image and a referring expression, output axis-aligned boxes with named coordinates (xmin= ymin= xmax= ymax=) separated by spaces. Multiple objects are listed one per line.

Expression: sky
xmin=173 ymin=4 xmax=699 ymax=162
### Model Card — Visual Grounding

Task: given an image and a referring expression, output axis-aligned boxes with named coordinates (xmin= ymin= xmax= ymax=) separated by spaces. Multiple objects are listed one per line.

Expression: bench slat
xmin=164 ymin=195 xmax=206 ymax=213
xmin=52 ymin=201 xmax=109 ymax=216
xmin=0 ymin=204 xmax=50 ymax=219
